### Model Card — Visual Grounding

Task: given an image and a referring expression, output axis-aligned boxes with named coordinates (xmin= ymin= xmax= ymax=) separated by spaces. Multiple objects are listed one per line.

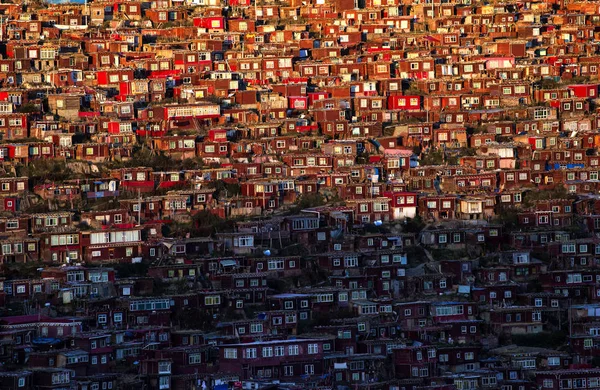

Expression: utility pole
xmin=137 ymin=189 xmax=141 ymax=226
xmin=568 ymin=298 xmax=572 ymax=342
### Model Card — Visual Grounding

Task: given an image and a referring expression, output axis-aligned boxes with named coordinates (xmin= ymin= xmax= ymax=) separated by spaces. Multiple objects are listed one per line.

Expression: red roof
xmin=0 ymin=315 xmax=54 ymax=325
xmin=79 ymin=112 xmax=101 ymax=117
xmin=423 ymin=35 xmax=440 ymax=42
xmin=121 ymin=181 xmax=155 ymax=188
xmin=158 ymin=181 xmax=185 ymax=189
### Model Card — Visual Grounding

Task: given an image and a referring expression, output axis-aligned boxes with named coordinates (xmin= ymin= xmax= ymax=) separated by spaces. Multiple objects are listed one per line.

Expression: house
xmin=534 ymin=369 xmax=600 ymax=390
xmin=219 ymin=338 xmax=329 ymax=380
xmin=418 ymin=196 xmax=458 ymax=221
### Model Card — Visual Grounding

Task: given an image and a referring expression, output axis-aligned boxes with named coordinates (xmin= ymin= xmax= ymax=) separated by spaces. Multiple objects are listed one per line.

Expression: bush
xmin=20 ymin=160 xmax=75 ymax=184
xmin=296 ymin=193 xmax=326 ymax=209
xmin=420 ymin=150 xmax=444 ymax=165
xmin=120 ymin=146 xmax=178 ymax=172
xmin=114 ymin=263 xmax=150 ymax=278
xmin=182 ymin=158 xmax=204 ymax=170
xmin=511 ymin=331 xmax=567 ymax=349
xmin=175 ymin=308 xmax=214 ymax=330
xmin=403 ymin=216 xmax=425 ymax=233
xmin=17 ymin=103 xmax=40 ymax=113
xmin=207 ymin=180 xmax=240 ymax=199
xmin=191 ymin=210 xmax=234 ymax=236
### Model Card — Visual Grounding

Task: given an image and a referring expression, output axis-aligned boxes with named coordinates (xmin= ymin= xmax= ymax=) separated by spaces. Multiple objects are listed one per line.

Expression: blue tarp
xmin=550 ymin=163 xmax=585 ymax=170
xmin=32 ymin=337 xmax=61 ymax=345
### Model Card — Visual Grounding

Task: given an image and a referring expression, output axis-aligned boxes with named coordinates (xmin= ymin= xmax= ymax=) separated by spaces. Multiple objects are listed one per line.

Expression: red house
xmin=388 ymin=95 xmax=421 ymax=110
xmin=567 ymin=83 xmax=599 ymax=99
xmin=193 ymin=16 xmax=225 ymax=31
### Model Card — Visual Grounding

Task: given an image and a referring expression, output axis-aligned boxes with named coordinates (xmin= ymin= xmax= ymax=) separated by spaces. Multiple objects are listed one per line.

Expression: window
xmin=542 ymin=379 xmax=555 ymax=389
xmin=224 ymin=348 xmax=237 ymax=359
xmin=205 ymin=295 xmax=221 ymax=306
xmin=237 ymin=236 xmax=253 ymax=247
xmin=534 ymin=108 xmax=550 ymax=119
xmin=304 ymin=364 xmax=314 ymax=375
xmin=411 ymin=367 xmax=419 ymax=377
xmin=288 ymin=345 xmax=299 ymax=355
xmin=159 ymin=376 xmax=169 ymax=390
xmin=435 ymin=305 xmax=464 ymax=317
xmin=547 ymin=357 xmax=560 ymax=366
